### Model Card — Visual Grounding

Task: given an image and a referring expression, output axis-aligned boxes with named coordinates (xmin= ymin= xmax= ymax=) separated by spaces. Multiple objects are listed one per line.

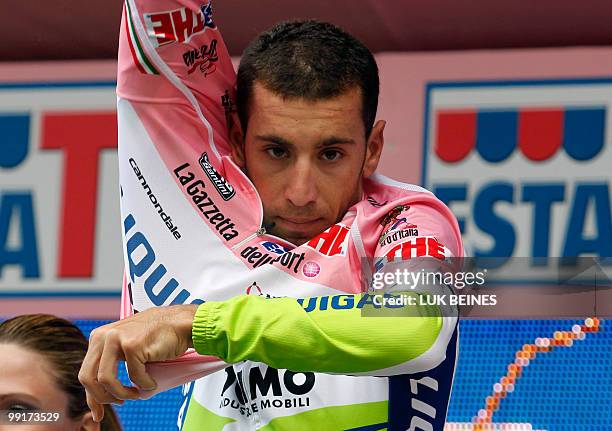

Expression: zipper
xmin=224 ymin=156 xmax=298 ymax=249
xmin=230 ymin=226 xmax=267 ymax=251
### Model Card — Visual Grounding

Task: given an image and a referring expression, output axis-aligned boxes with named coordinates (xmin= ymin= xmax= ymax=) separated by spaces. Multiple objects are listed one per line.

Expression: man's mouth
xmin=277 ymin=216 xmax=322 ymax=230
xmin=280 ymin=216 xmax=320 ymax=224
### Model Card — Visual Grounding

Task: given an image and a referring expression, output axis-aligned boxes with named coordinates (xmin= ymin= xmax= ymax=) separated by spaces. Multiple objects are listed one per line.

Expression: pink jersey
xmin=117 ymin=0 xmax=463 ymax=428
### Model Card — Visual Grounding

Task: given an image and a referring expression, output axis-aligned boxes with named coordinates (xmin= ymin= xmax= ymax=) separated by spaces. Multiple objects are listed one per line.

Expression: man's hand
xmin=78 ymin=304 xmax=198 ymax=422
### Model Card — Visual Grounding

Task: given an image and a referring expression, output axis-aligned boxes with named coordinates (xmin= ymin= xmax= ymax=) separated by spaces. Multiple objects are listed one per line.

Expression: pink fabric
xmin=140 ymin=353 xmax=228 ymax=398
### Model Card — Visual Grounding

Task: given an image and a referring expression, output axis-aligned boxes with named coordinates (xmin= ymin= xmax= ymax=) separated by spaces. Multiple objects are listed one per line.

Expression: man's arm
xmin=80 ymin=289 xmax=451 ymax=420
xmin=191 ymin=291 xmax=455 ymax=376
xmin=116 ymin=0 xmax=236 ymax=394
xmin=79 ymin=0 xmax=236 ymax=422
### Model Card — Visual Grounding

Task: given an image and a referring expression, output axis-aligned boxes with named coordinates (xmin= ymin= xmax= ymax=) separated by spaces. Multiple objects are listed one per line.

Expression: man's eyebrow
xmin=254 ymin=135 xmax=355 ymax=147
xmin=319 ymin=137 xmax=356 ymax=147
xmin=254 ymin=134 xmax=293 ymax=147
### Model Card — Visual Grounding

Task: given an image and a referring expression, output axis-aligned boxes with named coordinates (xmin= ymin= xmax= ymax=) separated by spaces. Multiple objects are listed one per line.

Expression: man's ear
xmin=77 ymin=411 xmax=100 ymax=431
xmin=362 ymin=120 xmax=385 ymax=178
xmin=228 ymin=112 xmax=246 ymax=168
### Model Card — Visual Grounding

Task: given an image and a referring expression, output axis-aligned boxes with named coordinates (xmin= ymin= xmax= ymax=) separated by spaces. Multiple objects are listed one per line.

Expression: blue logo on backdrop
xmin=423 ymin=79 xmax=612 ymax=272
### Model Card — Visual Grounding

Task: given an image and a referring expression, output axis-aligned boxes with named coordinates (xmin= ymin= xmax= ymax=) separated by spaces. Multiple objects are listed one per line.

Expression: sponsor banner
xmin=4 ymin=48 xmax=612 ymax=306
xmin=423 ymin=78 xmax=612 ymax=282
xmin=0 ymin=81 xmax=123 ymax=296
xmin=0 ymin=79 xmax=122 ymax=296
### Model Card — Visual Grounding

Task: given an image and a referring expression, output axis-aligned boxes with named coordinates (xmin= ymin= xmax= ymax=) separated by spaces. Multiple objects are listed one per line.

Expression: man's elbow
xmin=412 ymin=315 xmax=457 ymax=373
xmin=389 ymin=315 xmax=457 ymax=376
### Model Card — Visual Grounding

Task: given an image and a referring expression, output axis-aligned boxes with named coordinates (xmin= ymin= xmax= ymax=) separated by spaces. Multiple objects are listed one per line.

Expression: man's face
xmin=231 ymin=83 xmax=384 ymax=245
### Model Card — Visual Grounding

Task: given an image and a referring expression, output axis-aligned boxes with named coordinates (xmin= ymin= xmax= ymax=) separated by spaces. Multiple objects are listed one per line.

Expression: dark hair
xmin=236 ymin=20 xmax=379 ymax=137
xmin=0 ymin=314 xmax=122 ymax=431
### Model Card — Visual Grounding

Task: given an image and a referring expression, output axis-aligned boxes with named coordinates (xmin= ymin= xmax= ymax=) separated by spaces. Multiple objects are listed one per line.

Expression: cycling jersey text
xmin=130 ymin=158 xmax=182 ymax=240
xmin=220 ymin=366 xmax=314 ymax=418
xmin=174 ymin=162 xmax=239 ymax=241
xmin=297 ymin=294 xmax=413 ymax=312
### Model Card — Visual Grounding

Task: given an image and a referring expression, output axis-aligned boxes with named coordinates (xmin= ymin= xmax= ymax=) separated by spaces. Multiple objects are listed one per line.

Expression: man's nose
xmin=284 ymin=159 xmax=318 ymax=208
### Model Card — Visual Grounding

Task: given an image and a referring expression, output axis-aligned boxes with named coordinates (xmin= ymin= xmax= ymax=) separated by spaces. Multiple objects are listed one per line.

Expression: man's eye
xmin=321 ymin=150 xmax=342 ymax=161
xmin=266 ymin=147 xmax=287 ymax=159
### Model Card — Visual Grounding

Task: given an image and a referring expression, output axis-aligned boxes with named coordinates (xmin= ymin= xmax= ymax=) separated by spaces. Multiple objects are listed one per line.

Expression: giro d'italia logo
xmin=302 ymin=261 xmax=321 ymax=278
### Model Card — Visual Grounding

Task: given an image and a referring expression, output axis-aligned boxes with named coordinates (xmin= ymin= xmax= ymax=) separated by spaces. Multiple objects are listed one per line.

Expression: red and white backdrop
xmin=1 ymin=47 xmax=611 ymax=318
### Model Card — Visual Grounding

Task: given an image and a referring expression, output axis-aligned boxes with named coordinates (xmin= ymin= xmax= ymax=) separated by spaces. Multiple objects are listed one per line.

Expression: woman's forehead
xmin=0 ymin=344 xmax=66 ymax=407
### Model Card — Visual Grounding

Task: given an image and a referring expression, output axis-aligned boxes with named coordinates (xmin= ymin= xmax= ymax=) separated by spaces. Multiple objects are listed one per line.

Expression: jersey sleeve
xmin=117 ymin=0 xmax=236 ymax=394
xmin=190 ymin=203 xmax=462 ymax=377
xmin=118 ymin=0 xmax=236 ymax=160
xmin=119 ymin=267 xmax=229 ymax=398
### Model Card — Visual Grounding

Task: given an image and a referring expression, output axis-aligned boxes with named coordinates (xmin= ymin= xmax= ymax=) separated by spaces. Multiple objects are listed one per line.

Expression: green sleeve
xmin=191 ymin=293 xmax=454 ymax=376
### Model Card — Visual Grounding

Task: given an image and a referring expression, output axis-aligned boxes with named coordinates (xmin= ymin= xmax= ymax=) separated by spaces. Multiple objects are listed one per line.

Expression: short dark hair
xmin=236 ymin=20 xmax=379 ymax=137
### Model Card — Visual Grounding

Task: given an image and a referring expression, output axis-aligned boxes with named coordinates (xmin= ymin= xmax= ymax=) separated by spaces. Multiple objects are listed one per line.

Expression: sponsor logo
xmin=261 ymin=241 xmax=291 ymax=255
xmin=306 ymin=224 xmax=350 ymax=257
xmin=390 ymin=219 xmax=416 ymax=231
xmin=380 ymin=205 xmax=410 ymax=227
xmin=367 ymin=196 xmax=388 ymax=207
xmin=219 ymin=365 xmax=314 ymax=417
xmin=379 ymin=227 xmax=420 ymax=247
xmin=245 ymin=281 xmax=282 ymax=299
xmin=200 ymin=1 xmax=215 ymax=28
xmin=198 ymin=152 xmax=235 ymax=201
xmin=245 ymin=281 xmax=263 ymax=296
xmin=145 ymin=1 xmax=214 ymax=47
xmin=302 ymin=261 xmax=321 ymax=278
xmin=425 ymin=80 xmax=612 ymax=273
xmin=240 ymin=245 xmax=305 ymax=273
xmin=298 ymin=293 xmax=412 ymax=312
xmin=183 ymin=40 xmax=218 ymax=75
xmin=129 ymin=158 xmax=181 ymax=240
xmin=123 ymin=213 xmax=202 ymax=307
xmin=173 ymin=162 xmax=239 ymax=241
xmin=374 ymin=236 xmax=449 ymax=272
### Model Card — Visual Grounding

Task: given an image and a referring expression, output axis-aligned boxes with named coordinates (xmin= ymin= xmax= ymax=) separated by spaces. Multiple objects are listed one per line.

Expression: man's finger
xmin=125 ymin=349 xmax=157 ymax=391
xmin=97 ymin=331 xmax=141 ymax=400
xmin=80 ymin=329 xmax=115 ymax=409
xmin=85 ymin=387 xmax=105 ymax=423
xmin=81 ymin=353 xmax=128 ymax=407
